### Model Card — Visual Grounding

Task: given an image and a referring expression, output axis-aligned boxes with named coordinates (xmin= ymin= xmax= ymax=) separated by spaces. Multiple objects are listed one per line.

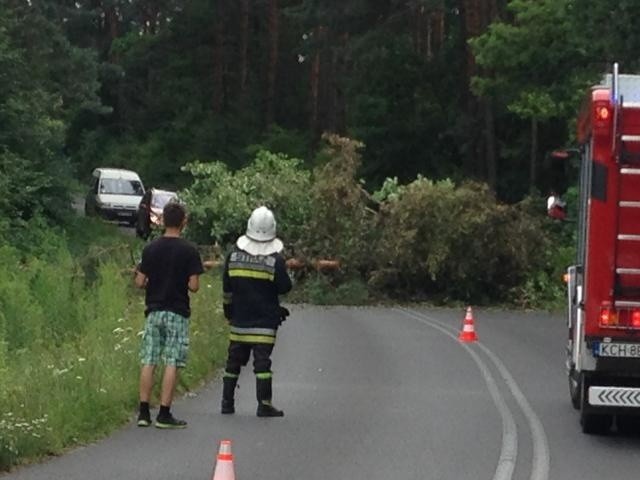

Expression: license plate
xmin=596 ymin=342 xmax=640 ymax=358
xmin=117 ymin=211 xmax=132 ymax=217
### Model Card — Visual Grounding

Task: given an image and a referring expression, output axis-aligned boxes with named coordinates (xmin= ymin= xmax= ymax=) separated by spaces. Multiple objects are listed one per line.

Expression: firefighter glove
xmin=279 ymin=306 xmax=290 ymax=324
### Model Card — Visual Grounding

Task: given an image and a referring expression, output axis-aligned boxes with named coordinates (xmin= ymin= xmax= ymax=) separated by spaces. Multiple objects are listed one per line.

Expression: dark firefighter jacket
xmin=222 ymin=249 xmax=292 ymax=331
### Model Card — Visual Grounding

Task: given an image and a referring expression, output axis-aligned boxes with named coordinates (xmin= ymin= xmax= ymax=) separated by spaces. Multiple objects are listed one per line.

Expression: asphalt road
xmin=4 ymin=306 xmax=640 ymax=480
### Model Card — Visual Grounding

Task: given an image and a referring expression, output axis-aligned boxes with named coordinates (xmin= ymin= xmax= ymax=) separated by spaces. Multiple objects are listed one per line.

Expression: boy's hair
xmin=163 ymin=202 xmax=187 ymax=228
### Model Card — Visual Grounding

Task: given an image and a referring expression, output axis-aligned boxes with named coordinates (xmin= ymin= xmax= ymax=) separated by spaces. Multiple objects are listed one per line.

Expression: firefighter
xmin=221 ymin=206 xmax=292 ymax=417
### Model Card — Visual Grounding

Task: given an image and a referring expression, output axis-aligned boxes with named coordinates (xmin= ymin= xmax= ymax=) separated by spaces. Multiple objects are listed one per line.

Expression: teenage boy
xmin=135 ymin=202 xmax=204 ymax=428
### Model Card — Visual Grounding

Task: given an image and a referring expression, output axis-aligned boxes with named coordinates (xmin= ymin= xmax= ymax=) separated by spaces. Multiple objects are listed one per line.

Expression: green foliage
xmin=370 ymin=177 xmax=553 ymax=303
xmin=471 ymin=0 xmax=591 ymax=121
xmin=0 ymin=222 xmax=227 ymax=471
xmin=246 ymin=125 xmax=312 ymax=162
xmin=302 ymin=135 xmax=376 ymax=275
xmin=347 ymin=33 xmax=462 ymax=184
xmin=303 ymin=274 xmax=370 ymax=306
xmin=0 ymin=2 xmax=101 ymax=225
xmin=180 ymin=150 xmax=313 ymax=245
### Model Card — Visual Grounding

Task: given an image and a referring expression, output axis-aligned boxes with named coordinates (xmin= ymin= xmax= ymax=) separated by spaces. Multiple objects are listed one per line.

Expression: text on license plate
xmin=596 ymin=342 xmax=640 ymax=358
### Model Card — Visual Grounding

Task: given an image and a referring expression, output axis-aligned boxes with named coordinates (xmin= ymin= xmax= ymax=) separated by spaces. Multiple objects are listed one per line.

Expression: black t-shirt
xmin=139 ymin=237 xmax=204 ymax=318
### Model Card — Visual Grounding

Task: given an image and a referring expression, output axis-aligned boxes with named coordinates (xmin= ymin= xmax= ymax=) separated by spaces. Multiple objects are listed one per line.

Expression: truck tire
xmin=616 ymin=415 xmax=640 ymax=435
xmin=568 ymin=370 xmax=581 ymax=410
xmin=580 ymin=381 xmax=612 ymax=434
xmin=581 ymin=411 xmax=612 ymax=434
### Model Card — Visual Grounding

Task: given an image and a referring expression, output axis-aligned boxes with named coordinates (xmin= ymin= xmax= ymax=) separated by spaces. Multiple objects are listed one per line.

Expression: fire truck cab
xmin=566 ymin=64 xmax=640 ymax=434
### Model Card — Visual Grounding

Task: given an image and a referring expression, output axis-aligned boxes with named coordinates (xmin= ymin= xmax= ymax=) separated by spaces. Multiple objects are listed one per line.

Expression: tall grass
xmin=0 ymin=219 xmax=227 ymax=470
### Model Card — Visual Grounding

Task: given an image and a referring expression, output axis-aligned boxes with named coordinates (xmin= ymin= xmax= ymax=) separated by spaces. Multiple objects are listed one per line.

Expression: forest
xmin=3 ymin=0 xmax=640 ymax=466
xmin=5 ymin=0 xmax=640 ymax=214
xmin=4 ymin=0 xmax=640 ymax=304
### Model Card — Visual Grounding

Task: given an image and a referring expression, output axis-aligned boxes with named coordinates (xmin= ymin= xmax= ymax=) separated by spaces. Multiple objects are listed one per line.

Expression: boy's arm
xmin=134 ymin=270 xmax=148 ymax=289
xmin=188 ymin=246 xmax=205 ymax=293
xmin=188 ymin=275 xmax=200 ymax=292
xmin=135 ymin=248 xmax=149 ymax=289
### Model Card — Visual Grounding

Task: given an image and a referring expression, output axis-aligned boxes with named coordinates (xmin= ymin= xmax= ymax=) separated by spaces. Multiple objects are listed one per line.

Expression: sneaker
xmin=137 ymin=413 xmax=151 ymax=427
xmin=155 ymin=414 xmax=187 ymax=429
xmin=257 ymin=403 xmax=284 ymax=417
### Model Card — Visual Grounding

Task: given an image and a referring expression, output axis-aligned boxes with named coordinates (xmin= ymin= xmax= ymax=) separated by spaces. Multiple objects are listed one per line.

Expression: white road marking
xmin=397 ymin=309 xmax=518 ymax=480
xmin=399 ymin=308 xmax=550 ymax=480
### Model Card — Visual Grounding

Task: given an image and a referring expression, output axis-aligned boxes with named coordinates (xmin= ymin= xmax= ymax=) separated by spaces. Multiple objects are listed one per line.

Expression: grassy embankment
xmin=0 ymin=217 xmax=228 ymax=471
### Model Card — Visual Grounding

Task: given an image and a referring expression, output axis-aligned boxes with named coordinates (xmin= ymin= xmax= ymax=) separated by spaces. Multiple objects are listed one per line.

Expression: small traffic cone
xmin=458 ymin=306 xmax=478 ymax=343
xmin=211 ymin=440 xmax=235 ymax=480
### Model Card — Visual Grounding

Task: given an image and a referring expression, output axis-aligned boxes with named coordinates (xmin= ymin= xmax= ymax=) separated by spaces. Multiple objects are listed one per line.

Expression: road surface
xmin=4 ymin=306 xmax=640 ymax=480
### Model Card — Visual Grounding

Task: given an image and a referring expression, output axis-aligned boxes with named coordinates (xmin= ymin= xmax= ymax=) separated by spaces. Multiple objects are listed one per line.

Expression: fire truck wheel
xmin=581 ymin=411 xmax=613 ymax=435
xmin=616 ymin=415 xmax=640 ymax=435
xmin=568 ymin=370 xmax=581 ymax=410
xmin=580 ymin=380 xmax=612 ymax=434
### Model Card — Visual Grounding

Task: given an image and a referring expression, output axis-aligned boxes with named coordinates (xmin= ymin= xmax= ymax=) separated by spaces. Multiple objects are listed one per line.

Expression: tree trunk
xmin=530 ymin=117 xmax=539 ymax=192
xmin=426 ymin=11 xmax=432 ymax=60
xmin=335 ymin=33 xmax=348 ymax=134
xmin=266 ymin=0 xmax=279 ymax=126
xmin=429 ymin=9 xmax=446 ymax=57
xmin=213 ymin=2 xmax=224 ymax=114
xmin=484 ymin=99 xmax=497 ymax=191
xmin=105 ymin=5 xmax=119 ymax=62
xmin=309 ymin=28 xmax=321 ymax=136
xmin=326 ymin=45 xmax=338 ymax=133
xmin=239 ymin=0 xmax=249 ymax=93
xmin=412 ymin=4 xmax=422 ymax=55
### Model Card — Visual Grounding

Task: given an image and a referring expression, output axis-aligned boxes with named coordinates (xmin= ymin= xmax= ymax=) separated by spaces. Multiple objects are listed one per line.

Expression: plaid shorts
xmin=140 ymin=311 xmax=189 ymax=367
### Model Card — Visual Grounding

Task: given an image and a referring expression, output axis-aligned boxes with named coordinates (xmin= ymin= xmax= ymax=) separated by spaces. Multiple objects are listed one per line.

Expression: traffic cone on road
xmin=211 ymin=440 xmax=235 ymax=480
xmin=458 ymin=306 xmax=478 ymax=343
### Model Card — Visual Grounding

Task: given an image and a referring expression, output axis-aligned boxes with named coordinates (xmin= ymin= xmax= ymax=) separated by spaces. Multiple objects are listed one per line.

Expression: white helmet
xmin=246 ymin=206 xmax=276 ymax=241
xmin=237 ymin=206 xmax=283 ymax=255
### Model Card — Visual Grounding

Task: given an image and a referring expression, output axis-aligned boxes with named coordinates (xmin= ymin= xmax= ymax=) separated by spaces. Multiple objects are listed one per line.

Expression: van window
xmin=99 ymin=178 xmax=144 ymax=196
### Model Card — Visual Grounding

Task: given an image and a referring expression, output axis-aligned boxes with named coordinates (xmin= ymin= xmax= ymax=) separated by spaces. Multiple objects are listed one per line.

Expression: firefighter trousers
xmin=223 ymin=340 xmax=276 ymax=405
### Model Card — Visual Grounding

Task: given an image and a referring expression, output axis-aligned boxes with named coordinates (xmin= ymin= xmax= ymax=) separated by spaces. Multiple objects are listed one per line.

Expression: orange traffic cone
xmin=211 ymin=440 xmax=235 ymax=480
xmin=458 ymin=306 xmax=478 ymax=343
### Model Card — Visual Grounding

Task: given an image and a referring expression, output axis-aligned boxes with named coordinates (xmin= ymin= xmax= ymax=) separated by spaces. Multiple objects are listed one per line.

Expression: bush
xmin=302 ymin=274 xmax=370 ymax=306
xmin=371 ymin=178 xmax=552 ymax=303
xmin=301 ymin=135 xmax=377 ymax=276
xmin=178 ymin=134 xmax=568 ymax=307
xmin=180 ymin=150 xmax=312 ymax=246
xmin=0 ymin=220 xmax=227 ymax=470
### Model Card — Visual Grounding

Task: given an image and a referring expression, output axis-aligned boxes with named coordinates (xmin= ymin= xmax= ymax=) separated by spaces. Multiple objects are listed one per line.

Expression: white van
xmin=85 ymin=168 xmax=145 ymax=225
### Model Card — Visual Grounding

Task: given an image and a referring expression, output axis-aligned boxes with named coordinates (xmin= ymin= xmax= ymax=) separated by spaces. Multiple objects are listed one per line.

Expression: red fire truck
xmin=564 ymin=64 xmax=640 ymax=434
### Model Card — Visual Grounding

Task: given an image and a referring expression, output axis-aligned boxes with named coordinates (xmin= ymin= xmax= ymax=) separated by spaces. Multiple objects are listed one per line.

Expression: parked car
xmin=85 ymin=168 xmax=145 ymax=226
xmin=135 ymin=188 xmax=178 ymax=239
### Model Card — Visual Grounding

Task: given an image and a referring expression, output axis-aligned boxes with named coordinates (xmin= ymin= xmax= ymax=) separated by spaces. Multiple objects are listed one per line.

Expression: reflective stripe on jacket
xmin=222 ymin=249 xmax=292 ymax=329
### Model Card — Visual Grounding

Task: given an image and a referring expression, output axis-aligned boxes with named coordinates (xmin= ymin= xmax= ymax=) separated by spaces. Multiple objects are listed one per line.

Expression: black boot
xmin=256 ymin=377 xmax=284 ymax=417
xmin=221 ymin=376 xmax=237 ymax=414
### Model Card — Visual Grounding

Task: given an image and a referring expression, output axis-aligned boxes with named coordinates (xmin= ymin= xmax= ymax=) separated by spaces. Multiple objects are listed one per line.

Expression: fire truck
xmin=563 ymin=64 xmax=640 ymax=434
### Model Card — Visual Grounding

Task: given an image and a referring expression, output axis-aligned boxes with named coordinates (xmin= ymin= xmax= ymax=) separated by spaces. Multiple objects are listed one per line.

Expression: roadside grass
xmin=0 ymin=218 xmax=227 ymax=471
